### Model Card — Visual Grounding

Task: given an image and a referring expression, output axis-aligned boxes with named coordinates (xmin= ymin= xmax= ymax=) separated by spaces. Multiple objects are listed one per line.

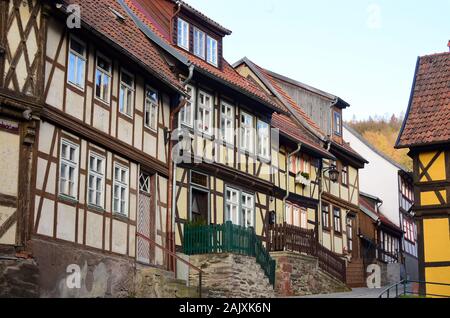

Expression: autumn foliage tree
xmin=346 ymin=113 xmax=412 ymax=170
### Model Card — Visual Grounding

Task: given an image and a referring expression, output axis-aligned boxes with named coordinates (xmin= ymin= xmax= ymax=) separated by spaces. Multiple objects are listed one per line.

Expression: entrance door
xmin=137 ymin=172 xmax=155 ymax=265
xmin=191 ymin=188 xmax=209 ymax=224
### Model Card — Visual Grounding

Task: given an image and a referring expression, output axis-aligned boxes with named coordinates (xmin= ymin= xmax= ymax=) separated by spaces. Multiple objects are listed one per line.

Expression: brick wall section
xmin=188 ymin=253 xmax=275 ymax=298
xmin=271 ymin=251 xmax=350 ymax=296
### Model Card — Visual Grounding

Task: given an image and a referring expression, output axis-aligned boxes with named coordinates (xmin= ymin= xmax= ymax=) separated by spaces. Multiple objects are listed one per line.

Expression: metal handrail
xmin=379 ymin=280 xmax=450 ymax=298
xmin=136 ymin=233 xmax=204 ymax=298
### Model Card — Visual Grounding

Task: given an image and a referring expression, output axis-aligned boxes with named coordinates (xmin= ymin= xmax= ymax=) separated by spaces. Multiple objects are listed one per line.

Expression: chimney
xmin=448 ymin=40 xmax=450 ymax=51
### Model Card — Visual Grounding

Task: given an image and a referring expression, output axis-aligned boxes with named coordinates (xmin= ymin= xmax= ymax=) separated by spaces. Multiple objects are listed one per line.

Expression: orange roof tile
xmin=397 ymin=52 xmax=450 ymax=148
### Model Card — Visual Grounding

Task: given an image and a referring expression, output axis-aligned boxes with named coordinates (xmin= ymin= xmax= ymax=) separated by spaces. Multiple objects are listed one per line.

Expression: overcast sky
xmin=186 ymin=0 xmax=450 ymax=120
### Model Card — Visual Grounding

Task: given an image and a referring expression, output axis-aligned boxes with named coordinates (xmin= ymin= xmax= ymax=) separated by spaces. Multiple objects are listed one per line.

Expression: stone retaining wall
xmin=271 ymin=251 xmax=350 ymax=297
xmin=188 ymin=253 xmax=275 ymax=298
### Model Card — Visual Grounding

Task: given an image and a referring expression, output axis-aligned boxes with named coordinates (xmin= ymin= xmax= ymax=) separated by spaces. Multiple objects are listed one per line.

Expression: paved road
xmin=293 ymin=288 xmax=384 ymax=298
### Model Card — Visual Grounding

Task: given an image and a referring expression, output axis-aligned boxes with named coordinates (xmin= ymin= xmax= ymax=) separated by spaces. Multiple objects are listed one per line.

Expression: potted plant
xmin=296 ymin=172 xmax=311 ymax=187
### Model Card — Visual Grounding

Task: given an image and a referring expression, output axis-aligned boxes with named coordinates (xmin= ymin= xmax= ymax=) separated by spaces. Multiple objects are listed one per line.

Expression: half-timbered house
xmin=396 ymin=48 xmax=450 ymax=297
xmin=121 ymin=0 xmax=293 ymax=258
xmin=234 ymin=60 xmax=367 ymax=259
xmin=1 ymin=0 xmax=194 ymax=297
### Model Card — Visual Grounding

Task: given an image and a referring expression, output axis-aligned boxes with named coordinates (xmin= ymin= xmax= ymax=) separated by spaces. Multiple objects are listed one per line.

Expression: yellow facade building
xmin=396 ymin=50 xmax=450 ymax=297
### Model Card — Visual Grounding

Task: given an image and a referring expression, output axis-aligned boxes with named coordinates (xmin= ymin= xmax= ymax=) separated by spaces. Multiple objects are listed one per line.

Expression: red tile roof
xmin=62 ymin=0 xmax=183 ymax=93
xmin=126 ymin=0 xmax=286 ymax=113
xmin=397 ymin=52 xmax=450 ymax=148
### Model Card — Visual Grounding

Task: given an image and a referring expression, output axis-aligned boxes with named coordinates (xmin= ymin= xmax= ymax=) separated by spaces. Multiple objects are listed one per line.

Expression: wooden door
xmin=137 ymin=172 xmax=155 ymax=265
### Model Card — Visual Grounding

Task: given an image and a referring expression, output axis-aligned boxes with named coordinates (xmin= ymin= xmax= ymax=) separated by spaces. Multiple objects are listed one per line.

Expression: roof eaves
xmin=359 ymin=205 xmax=379 ymax=222
xmin=193 ymin=66 xmax=287 ymax=115
xmin=238 ymin=57 xmax=326 ymax=142
xmin=360 ymin=192 xmax=383 ymax=204
xmin=118 ymin=0 xmax=190 ymax=66
xmin=395 ymin=56 xmax=421 ymax=149
xmin=171 ymin=0 xmax=232 ymax=35
xmin=331 ymin=141 xmax=368 ymax=165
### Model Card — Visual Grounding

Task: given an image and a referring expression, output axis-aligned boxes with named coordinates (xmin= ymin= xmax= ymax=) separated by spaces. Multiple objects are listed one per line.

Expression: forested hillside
xmin=346 ymin=114 xmax=413 ymax=170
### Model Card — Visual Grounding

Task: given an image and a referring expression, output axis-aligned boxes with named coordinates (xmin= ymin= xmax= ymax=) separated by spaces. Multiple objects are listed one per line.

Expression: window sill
xmin=257 ymin=156 xmax=271 ymax=164
xmin=88 ymin=204 xmax=105 ymax=213
xmin=58 ymin=194 xmax=78 ymax=205
xmin=67 ymin=81 xmax=85 ymax=93
xmin=112 ymin=212 xmax=129 ymax=222
xmin=94 ymin=96 xmax=111 ymax=107
xmin=119 ymin=111 xmax=133 ymax=119
xmin=194 ymin=130 xmax=215 ymax=141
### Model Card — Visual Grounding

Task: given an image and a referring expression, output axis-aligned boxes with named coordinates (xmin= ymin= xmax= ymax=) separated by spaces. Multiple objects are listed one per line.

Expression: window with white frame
xmin=341 ymin=164 xmax=348 ymax=186
xmin=113 ymin=164 xmax=129 ymax=216
xmin=240 ymin=112 xmax=254 ymax=153
xmin=68 ymin=36 xmax=86 ymax=88
xmin=144 ymin=87 xmax=159 ymax=130
xmin=285 ymin=203 xmax=308 ymax=229
xmin=347 ymin=216 xmax=354 ymax=253
xmin=177 ymin=18 xmax=189 ymax=50
xmin=225 ymin=187 xmax=239 ymax=225
xmin=95 ymin=54 xmax=112 ymax=103
xmin=257 ymin=119 xmax=270 ymax=159
xmin=322 ymin=204 xmax=330 ymax=229
xmin=333 ymin=207 xmax=342 ymax=233
xmin=220 ymin=101 xmax=234 ymax=144
xmin=197 ymin=90 xmax=213 ymax=135
xmin=88 ymin=153 xmax=105 ymax=208
xmin=206 ymin=35 xmax=218 ymax=66
xmin=193 ymin=27 xmax=205 ymax=59
xmin=59 ymin=139 xmax=79 ymax=199
xmin=180 ymin=85 xmax=195 ymax=127
xmin=119 ymin=70 xmax=134 ymax=117
xmin=334 ymin=111 xmax=342 ymax=136
xmin=241 ymin=192 xmax=254 ymax=228
xmin=225 ymin=187 xmax=255 ymax=228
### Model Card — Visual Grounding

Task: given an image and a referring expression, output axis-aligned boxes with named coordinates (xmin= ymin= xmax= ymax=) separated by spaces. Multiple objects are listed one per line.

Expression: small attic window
xmin=109 ymin=7 xmax=126 ymax=23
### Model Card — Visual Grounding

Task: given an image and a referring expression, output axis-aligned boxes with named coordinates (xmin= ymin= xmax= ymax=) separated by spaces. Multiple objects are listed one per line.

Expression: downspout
xmin=283 ymin=143 xmax=302 ymax=223
xmin=318 ymin=139 xmax=332 ymax=245
xmin=169 ymin=1 xmax=182 ymax=42
xmin=167 ymin=64 xmax=195 ymax=264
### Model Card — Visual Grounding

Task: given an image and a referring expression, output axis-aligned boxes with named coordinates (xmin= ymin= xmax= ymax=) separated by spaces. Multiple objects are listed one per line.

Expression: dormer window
xmin=206 ymin=35 xmax=218 ymax=66
xmin=334 ymin=111 xmax=342 ymax=136
xmin=193 ymin=27 xmax=206 ymax=59
xmin=177 ymin=18 xmax=189 ymax=50
xmin=176 ymin=16 xmax=220 ymax=68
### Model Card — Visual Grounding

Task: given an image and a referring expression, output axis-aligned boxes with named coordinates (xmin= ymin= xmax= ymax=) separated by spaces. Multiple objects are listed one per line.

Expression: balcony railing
xmin=183 ymin=221 xmax=276 ymax=286
xmin=268 ymin=223 xmax=347 ymax=283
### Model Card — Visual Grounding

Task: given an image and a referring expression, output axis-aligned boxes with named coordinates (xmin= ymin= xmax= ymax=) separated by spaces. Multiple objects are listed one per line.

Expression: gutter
xmin=168 ymin=65 xmax=195 ymax=255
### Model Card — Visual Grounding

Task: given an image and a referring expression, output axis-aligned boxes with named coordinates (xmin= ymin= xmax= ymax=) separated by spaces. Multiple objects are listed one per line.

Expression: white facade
xmin=343 ymin=125 xmax=403 ymax=226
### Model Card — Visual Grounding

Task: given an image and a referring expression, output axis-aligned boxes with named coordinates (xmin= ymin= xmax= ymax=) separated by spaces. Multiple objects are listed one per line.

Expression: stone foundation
xmin=29 ymin=238 xmax=134 ymax=298
xmin=271 ymin=251 xmax=350 ymax=297
xmin=0 ymin=254 xmax=40 ymax=298
xmin=134 ymin=265 xmax=201 ymax=298
xmin=188 ymin=253 xmax=275 ymax=298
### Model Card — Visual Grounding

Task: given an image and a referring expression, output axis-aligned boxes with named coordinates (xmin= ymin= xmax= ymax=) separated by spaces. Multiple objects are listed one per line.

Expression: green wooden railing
xmin=183 ymin=221 xmax=276 ymax=286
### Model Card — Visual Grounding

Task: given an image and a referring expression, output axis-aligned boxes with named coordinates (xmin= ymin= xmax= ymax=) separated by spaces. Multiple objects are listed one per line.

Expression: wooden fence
xmin=183 ymin=221 xmax=276 ymax=286
xmin=268 ymin=223 xmax=346 ymax=283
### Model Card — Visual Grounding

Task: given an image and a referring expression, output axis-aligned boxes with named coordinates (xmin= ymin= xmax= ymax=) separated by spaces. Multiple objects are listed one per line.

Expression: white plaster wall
xmin=344 ymin=126 xmax=400 ymax=226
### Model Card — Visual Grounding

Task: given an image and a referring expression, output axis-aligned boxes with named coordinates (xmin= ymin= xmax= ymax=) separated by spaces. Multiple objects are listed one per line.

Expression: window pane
xmin=70 ymin=39 xmax=85 ymax=55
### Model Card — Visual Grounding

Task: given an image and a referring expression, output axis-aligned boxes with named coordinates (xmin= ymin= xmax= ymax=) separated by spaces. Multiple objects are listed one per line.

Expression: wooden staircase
xmin=346 ymin=259 xmax=366 ymax=288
